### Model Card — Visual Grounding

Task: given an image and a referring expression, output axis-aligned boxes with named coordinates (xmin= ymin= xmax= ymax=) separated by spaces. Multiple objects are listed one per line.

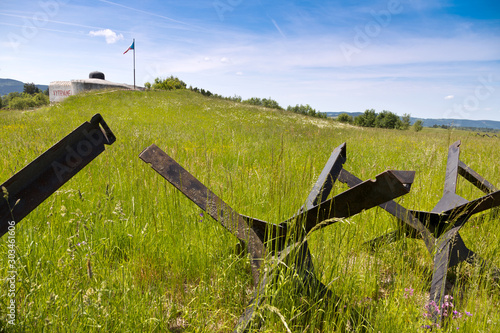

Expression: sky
xmin=1 ymin=0 xmax=499 ymax=121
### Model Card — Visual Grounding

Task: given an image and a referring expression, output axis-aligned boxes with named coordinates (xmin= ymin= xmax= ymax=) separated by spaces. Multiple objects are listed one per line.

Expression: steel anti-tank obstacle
xmin=139 ymin=142 xmax=416 ymax=331
xmin=339 ymin=140 xmax=500 ymax=322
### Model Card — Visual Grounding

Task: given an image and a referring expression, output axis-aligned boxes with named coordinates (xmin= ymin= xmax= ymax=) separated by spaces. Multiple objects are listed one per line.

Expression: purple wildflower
xmin=404 ymin=287 xmax=414 ymax=298
xmin=453 ymin=310 xmax=462 ymax=319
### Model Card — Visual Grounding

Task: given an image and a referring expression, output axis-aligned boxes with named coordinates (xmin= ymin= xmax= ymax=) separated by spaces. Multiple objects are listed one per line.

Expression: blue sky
xmin=1 ymin=0 xmax=499 ymax=120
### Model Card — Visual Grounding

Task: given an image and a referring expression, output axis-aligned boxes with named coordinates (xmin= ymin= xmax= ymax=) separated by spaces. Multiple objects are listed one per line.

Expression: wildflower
xmin=465 ymin=311 xmax=473 ymax=317
xmin=425 ymin=300 xmax=440 ymax=315
xmin=404 ymin=287 xmax=414 ymax=298
xmin=453 ymin=310 xmax=462 ymax=319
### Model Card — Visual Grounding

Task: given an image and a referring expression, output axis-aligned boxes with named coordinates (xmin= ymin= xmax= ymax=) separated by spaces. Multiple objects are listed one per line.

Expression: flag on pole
xmin=123 ymin=39 xmax=136 ymax=89
xmin=123 ymin=41 xmax=134 ymax=54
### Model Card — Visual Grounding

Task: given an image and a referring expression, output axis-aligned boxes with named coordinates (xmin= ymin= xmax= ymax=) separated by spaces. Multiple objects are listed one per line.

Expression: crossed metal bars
xmin=0 ymin=114 xmax=116 ymax=237
xmin=139 ymin=142 xmax=416 ymax=331
xmin=339 ymin=140 xmax=500 ymax=321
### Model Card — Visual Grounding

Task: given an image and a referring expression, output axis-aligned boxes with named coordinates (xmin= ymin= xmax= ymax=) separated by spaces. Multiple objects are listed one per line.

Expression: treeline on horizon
xmin=145 ymin=76 xmax=327 ymax=119
xmin=336 ymin=109 xmax=424 ymax=131
xmin=431 ymin=124 xmax=500 ymax=134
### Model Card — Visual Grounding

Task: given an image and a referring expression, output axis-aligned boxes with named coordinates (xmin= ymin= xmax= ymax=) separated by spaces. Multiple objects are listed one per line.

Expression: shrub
xmin=148 ymin=76 xmax=187 ymax=91
xmin=262 ymin=98 xmax=282 ymax=110
xmin=413 ymin=120 xmax=424 ymax=132
xmin=7 ymin=92 xmax=49 ymax=110
xmin=9 ymin=96 xmax=31 ymax=109
xmin=337 ymin=113 xmax=353 ymax=123
xmin=243 ymin=97 xmax=263 ymax=106
xmin=286 ymin=104 xmax=326 ymax=118
xmin=400 ymin=113 xmax=411 ymax=130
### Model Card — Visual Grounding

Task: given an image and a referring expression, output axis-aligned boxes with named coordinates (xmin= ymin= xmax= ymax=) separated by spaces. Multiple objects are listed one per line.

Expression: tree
xmin=400 ymin=113 xmax=411 ymax=130
xmin=243 ymin=97 xmax=262 ymax=106
xmin=2 ymin=92 xmax=22 ymax=108
xmin=375 ymin=110 xmax=402 ymax=129
xmin=262 ymin=98 xmax=282 ymax=109
xmin=286 ymin=104 xmax=323 ymax=116
xmin=354 ymin=109 xmax=377 ymax=127
xmin=231 ymin=95 xmax=242 ymax=102
xmin=150 ymin=76 xmax=187 ymax=90
xmin=23 ymin=82 xmax=40 ymax=95
xmin=337 ymin=113 xmax=353 ymax=123
xmin=413 ymin=120 xmax=424 ymax=132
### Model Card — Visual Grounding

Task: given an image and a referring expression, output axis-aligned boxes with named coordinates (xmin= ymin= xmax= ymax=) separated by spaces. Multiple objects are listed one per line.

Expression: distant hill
xmin=0 ymin=78 xmax=48 ymax=96
xmin=325 ymin=111 xmax=500 ymax=131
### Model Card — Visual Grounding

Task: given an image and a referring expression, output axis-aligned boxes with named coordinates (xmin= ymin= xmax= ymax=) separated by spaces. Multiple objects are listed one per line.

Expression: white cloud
xmin=444 ymin=95 xmax=455 ymax=100
xmin=89 ymin=29 xmax=124 ymax=44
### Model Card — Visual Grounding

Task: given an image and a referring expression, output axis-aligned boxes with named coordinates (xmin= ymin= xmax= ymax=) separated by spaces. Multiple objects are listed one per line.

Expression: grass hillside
xmin=1 ymin=89 xmax=499 ymax=332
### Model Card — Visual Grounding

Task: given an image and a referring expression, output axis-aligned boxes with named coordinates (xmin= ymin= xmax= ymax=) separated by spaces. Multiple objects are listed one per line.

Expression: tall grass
xmin=0 ymin=89 xmax=499 ymax=332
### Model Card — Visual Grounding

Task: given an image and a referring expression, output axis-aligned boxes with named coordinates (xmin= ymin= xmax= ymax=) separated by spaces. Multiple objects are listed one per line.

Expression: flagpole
xmin=133 ymin=38 xmax=136 ymax=90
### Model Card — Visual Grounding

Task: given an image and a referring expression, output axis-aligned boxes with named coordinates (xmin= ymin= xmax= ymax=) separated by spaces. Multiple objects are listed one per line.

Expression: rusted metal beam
xmin=0 ymin=114 xmax=115 ymax=238
xmin=458 ymin=160 xmax=498 ymax=194
xmin=443 ymin=140 xmax=461 ymax=195
xmin=303 ymin=142 xmax=346 ymax=209
xmin=338 ymin=169 xmax=436 ymax=254
xmin=295 ymin=170 xmax=415 ymax=233
xmin=139 ymin=144 xmax=265 ymax=285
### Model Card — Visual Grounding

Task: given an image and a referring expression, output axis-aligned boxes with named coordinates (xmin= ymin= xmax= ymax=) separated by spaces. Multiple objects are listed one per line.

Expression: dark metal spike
xmin=304 ymin=142 xmax=346 ymax=210
xmin=0 ymin=114 xmax=115 ymax=237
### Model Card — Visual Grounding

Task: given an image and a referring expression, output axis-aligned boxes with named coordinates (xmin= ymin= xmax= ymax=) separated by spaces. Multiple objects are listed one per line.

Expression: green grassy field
xmin=1 ymin=89 xmax=499 ymax=332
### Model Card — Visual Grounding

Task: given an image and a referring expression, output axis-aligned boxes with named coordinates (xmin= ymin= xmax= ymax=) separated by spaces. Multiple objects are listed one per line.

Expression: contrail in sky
xmin=0 ymin=12 xmax=130 ymax=34
xmin=271 ymin=18 xmax=286 ymax=39
xmin=97 ymin=0 xmax=206 ymax=31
